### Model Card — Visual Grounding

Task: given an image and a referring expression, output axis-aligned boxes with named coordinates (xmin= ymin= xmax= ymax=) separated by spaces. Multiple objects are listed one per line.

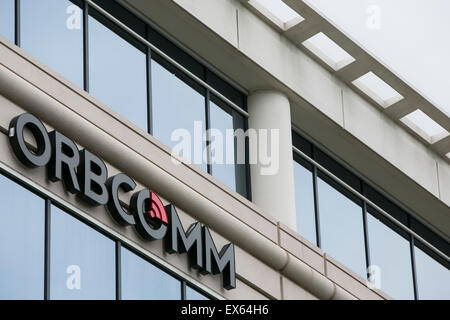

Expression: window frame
xmin=292 ymin=129 xmax=450 ymax=300
xmin=0 ymin=167 xmax=216 ymax=300
xmin=11 ymin=0 xmax=250 ymax=199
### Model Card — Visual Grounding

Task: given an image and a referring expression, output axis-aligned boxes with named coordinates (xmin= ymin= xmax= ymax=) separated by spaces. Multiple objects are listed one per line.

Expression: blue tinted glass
xmin=415 ymin=246 xmax=450 ymax=300
xmin=186 ymin=286 xmax=209 ymax=300
xmin=50 ymin=206 xmax=115 ymax=300
xmin=210 ymin=100 xmax=237 ymax=191
xmin=0 ymin=175 xmax=44 ymax=299
xmin=151 ymin=60 xmax=207 ymax=172
xmin=21 ymin=0 xmax=83 ymax=87
xmin=0 ymin=0 xmax=14 ymax=43
xmin=293 ymin=160 xmax=316 ymax=244
xmin=121 ymin=247 xmax=181 ymax=300
xmin=367 ymin=212 xmax=414 ymax=300
xmin=317 ymin=178 xmax=366 ymax=278
xmin=89 ymin=15 xmax=147 ymax=130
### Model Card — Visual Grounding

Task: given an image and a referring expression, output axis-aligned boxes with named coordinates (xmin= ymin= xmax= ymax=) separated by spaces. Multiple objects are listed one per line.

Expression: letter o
xmin=9 ymin=113 xmax=51 ymax=168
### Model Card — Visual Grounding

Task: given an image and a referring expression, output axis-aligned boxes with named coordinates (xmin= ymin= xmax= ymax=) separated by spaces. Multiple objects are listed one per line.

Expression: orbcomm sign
xmin=8 ymin=113 xmax=236 ymax=290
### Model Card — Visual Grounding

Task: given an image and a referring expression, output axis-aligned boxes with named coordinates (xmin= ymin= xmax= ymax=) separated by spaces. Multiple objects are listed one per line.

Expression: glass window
xmin=151 ymin=58 xmax=207 ymax=172
xmin=209 ymin=97 xmax=247 ymax=196
xmin=414 ymin=246 xmax=450 ymax=300
xmin=21 ymin=0 xmax=84 ymax=87
xmin=367 ymin=210 xmax=414 ymax=300
xmin=317 ymin=177 xmax=367 ymax=278
xmin=0 ymin=0 xmax=14 ymax=43
xmin=121 ymin=247 xmax=181 ymax=300
xmin=0 ymin=175 xmax=45 ymax=300
xmin=186 ymin=286 xmax=209 ymax=300
xmin=50 ymin=206 xmax=115 ymax=300
xmin=88 ymin=13 xmax=147 ymax=130
xmin=293 ymin=159 xmax=317 ymax=245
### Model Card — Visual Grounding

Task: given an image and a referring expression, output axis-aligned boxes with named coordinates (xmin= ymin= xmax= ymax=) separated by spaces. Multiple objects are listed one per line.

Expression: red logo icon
xmin=147 ymin=192 xmax=168 ymax=224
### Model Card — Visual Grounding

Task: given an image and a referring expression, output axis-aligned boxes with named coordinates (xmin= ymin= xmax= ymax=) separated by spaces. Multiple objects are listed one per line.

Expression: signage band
xmin=8 ymin=113 xmax=236 ymax=290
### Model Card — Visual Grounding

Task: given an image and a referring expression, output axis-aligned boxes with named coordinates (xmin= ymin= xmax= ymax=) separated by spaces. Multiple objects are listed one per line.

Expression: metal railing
xmin=86 ymin=0 xmax=249 ymax=118
xmin=293 ymin=145 xmax=450 ymax=264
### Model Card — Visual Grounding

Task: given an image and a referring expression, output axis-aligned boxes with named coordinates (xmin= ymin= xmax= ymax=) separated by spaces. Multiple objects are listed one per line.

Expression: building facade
xmin=0 ymin=0 xmax=448 ymax=300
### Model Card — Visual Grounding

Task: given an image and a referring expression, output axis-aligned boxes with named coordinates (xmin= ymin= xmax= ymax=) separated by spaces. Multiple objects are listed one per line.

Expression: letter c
xmin=106 ymin=173 xmax=136 ymax=226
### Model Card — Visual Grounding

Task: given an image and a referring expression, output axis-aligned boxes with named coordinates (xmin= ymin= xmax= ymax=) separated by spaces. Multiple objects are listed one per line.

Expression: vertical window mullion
xmin=14 ymin=0 xmax=20 ymax=46
xmin=44 ymin=198 xmax=51 ymax=300
xmin=181 ymin=280 xmax=187 ymax=300
xmin=83 ymin=0 xmax=89 ymax=92
xmin=410 ymin=234 xmax=419 ymax=300
xmin=116 ymin=241 xmax=122 ymax=300
xmin=244 ymin=97 xmax=251 ymax=201
xmin=312 ymin=165 xmax=321 ymax=248
xmin=146 ymin=45 xmax=153 ymax=135
xmin=362 ymin=200 xmax=371 ymax=280
xmin=205 ymin=89 xmax=212 ymax=175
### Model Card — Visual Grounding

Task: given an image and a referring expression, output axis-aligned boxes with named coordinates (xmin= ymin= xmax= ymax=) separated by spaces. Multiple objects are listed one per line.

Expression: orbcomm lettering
xmin=8 ymin=113 xmax=236 ymax=290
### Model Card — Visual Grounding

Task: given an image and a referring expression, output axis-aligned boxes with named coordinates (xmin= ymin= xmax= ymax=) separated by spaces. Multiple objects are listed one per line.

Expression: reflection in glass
xmin=209 ymin=99 xmax=238 ymax=192
xmin=317 ymin=177 xmax=366 ymax=278
xmin=21 ymin=0 xmax=84 ymax=87
xmin=186 ymin=286 xmax=209 ymax=300
xmin=415 ymin=246 xmax=450 ymax=300
xmin=50 ymin=206 xmax=115 ymax=300
xmin=367 ymin=212 xmax=414 ymax=300
xmin=293 ymin=160 xmax=316 ymax=245
xmin=0 ymin=0 xmax=14 ymax=43
xmin=151 ymin=59 xmax=207 ymax=172
xmin=121 ymin=247 xmax=181 ymax=300
xmin=0 ymin=175 xmax=45 ymax=299
xmin=89 ymin=15 xmax=147 ymax=130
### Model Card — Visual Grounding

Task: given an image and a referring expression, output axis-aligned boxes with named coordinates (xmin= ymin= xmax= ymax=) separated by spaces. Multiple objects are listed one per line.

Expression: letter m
xmin=164 ymin=205 xmax=203 ymax=269
xmin=202 ymin=226 xmax=236 ymax=290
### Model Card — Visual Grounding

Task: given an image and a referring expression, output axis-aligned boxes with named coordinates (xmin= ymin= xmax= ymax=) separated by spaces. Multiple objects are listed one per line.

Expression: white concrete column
xmin=248 ymin=90 xmax=297 ymax=230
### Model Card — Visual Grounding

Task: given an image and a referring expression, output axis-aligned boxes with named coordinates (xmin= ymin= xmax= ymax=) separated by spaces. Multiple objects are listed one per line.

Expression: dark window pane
xmin=151 ymin=58 xmax=207 ymax=172
xmin=186 ymin=286 xmax=209 ymax=300
xmin=314 ymin=149 xmax=361 ymax=192
xmin=206 ymin=70 xmax=245 ymax=109
xmin=89 ymin=14 xmax=147 ymax=130
xmin=50 ymin=206 xmax=115 ymax=300
xmin=317 ymin=177 xmax=366 ymax=278
xmin=121 ymin=247 xmax=181 ymax=300
xmin=415 ymin=246 xmax=450 ymax=300
xmin=410 ymin=217 xmax=450 ymax=258
xmin=0 ymin=175 xmax=44 ymax=299
xmin=21 ymin=0 xmax=84 ymax=87
xmin=92 ymin=0 xmax=146 ymax=38
xmin=367 ymin=211 xmax=414 ymax=300
xmin=293 ymin=159 xmax=316 ymax=245
xmin=209 ymin=98 xmax=247 ymax=196
xmin=148 ymin=27 xmax=205 ymax=80
xmin=363 ymin=183 xmax=408 ymax=226
xmin=292 ymin=131 xmax=313 ymax=157
xmin=0 ymin=0 xmax=14 ymax=43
